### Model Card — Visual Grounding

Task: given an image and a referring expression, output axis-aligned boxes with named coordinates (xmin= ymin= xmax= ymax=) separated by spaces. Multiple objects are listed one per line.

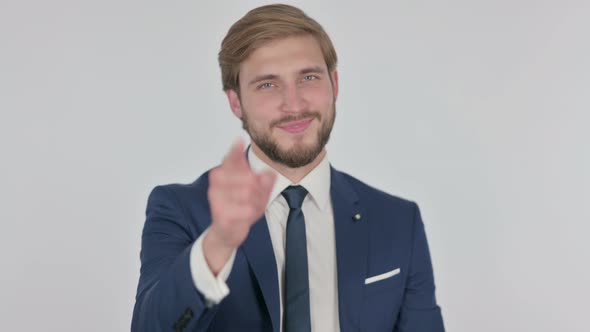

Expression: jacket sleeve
xmin=131 ymin=185 xmax=220 ymax=332
xmin=394 ymin=203 xmax=445 ymax=332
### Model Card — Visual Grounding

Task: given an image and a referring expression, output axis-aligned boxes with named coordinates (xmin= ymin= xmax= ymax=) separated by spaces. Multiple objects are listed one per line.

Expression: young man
xmin=132 ymin=4 xmax=444 ymax=332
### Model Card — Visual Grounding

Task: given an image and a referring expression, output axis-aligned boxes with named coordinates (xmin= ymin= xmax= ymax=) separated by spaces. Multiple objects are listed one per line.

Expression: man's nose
xmin=280 ymin=84 xmax=308 ymax=113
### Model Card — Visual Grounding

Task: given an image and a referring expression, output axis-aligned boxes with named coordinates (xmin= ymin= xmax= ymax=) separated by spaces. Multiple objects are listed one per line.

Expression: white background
xmin=1 ymin=0 xmax=589 ymax=331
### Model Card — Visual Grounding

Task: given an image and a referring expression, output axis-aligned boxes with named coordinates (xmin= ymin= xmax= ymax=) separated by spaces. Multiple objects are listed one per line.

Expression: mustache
xmin=271 ymin=112 xmax=321 ymax=128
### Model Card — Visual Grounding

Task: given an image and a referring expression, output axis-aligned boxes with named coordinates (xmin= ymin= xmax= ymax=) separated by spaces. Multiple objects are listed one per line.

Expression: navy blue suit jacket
xmin=132 ymin=166 xmax=444 ymax=331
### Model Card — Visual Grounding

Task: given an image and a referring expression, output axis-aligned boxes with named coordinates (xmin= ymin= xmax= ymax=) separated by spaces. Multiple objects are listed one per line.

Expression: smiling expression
xmin=227 ymin=34 xmax=339 ymax=168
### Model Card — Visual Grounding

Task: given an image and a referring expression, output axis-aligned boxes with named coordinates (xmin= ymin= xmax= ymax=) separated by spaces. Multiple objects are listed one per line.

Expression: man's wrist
xmin=202 ymin=227 xmax=236 ymax=275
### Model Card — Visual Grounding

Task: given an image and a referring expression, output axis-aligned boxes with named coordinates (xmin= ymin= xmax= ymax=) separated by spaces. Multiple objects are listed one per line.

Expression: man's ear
xmin=226 ymin=89 xmax=243 ymax=119
xmin=331 ymin=69 xmax=339 ymax=100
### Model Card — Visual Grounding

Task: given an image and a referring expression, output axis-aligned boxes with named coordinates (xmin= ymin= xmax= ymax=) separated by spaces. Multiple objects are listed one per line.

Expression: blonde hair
xmin=218 ymin=4 xmax=338 ymax=92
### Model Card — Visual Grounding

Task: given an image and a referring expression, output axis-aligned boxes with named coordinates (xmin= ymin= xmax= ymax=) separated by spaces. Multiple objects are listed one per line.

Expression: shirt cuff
xmin=190 ymin=227 xmax=237 ymax=307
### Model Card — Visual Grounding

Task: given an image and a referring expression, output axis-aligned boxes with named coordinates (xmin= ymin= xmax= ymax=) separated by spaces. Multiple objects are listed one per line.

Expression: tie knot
xmin=281 ymin=185 xmax=308 ymax=210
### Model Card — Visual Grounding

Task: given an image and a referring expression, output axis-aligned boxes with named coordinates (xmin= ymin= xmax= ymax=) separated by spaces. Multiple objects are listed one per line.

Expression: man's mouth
xmin=277 ymin=118 xmax=314 ymax=134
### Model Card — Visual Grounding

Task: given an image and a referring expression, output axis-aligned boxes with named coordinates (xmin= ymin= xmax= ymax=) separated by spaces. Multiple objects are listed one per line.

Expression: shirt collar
xmin=247 ymin=146 xmax=331 ymax=211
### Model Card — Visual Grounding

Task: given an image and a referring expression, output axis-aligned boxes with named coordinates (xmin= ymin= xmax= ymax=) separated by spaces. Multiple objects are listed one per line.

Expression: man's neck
xmin=251 ymin=144 xmax=326 ymax=184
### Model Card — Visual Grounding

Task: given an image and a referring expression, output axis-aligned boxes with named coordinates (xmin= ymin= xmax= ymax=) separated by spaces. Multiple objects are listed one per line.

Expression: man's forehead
xmin=239 ymin=36 xmax=326 ymax=79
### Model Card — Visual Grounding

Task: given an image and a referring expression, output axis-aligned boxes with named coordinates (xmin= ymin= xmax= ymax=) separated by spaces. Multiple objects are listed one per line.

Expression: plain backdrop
xmin=1 ymin=0 xmax=589 ymax=331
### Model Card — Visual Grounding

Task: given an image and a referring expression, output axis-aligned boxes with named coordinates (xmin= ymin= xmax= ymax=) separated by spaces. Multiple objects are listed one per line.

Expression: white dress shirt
xmin=190 ymin=148 xmax=340 ymax=331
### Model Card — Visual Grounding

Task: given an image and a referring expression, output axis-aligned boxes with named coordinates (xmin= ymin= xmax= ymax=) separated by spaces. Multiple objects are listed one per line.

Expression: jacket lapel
xmin=331 ymin=167 xmax=369 ymax=332
xmin=241 ymin=216 xmax=280 ymax=332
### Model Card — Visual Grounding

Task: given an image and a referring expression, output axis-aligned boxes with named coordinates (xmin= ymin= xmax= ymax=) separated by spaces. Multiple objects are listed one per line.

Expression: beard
xmin=241 ymin=105 xmax=336 ymax=168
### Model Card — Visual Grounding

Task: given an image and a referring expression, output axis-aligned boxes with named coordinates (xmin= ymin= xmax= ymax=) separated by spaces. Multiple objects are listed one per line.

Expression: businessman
xmin=132 ymin=4 xmax=444 ymax=332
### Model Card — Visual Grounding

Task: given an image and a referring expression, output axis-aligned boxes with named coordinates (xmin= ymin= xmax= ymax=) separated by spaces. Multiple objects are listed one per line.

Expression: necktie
xmin=281 ymin=185 xmax=311 ymax=332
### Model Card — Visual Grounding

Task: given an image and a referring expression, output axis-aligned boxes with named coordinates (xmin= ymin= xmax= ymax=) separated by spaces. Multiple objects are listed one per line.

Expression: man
xmin=132 ymin=4 xmax=444 ymax=332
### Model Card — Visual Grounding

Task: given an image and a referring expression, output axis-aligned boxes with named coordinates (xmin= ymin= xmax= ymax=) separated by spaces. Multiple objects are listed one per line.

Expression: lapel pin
xmin=353 ymin=213 xmax=362 ymax=221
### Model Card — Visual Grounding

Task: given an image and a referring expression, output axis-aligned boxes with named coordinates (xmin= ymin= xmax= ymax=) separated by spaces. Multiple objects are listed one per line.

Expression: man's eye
xmin=259 ymin=82 xmax=274 ymax=89
xmin=303 ymin=75 xmax=317 ymax=81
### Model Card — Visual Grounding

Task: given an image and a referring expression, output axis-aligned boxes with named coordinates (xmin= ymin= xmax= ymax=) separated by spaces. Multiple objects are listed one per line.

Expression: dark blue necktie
xmin=281 ymin=185 xmax=311 ymax=332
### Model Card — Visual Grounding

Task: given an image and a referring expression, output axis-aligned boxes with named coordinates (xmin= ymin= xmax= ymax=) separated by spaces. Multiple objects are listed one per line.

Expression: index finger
xmin=222 ymin=138 xmax=249 ymax=172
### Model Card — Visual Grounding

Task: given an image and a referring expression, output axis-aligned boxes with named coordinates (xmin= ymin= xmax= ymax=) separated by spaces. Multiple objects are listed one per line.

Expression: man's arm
xmin=131 ymin=185 xmax=222 ymax=332
xmin=394 ymin=203 xmax=445 ymax=332
xmin=131 ymin=140 xmax=276 ymax=331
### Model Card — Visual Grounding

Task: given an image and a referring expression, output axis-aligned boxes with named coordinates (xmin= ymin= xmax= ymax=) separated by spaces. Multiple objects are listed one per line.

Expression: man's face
xmin=227 ymin=35 xmax=338 ymax=168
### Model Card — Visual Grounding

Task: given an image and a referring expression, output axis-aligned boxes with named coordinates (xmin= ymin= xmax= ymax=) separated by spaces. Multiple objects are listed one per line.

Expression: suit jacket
xmin=131 ymin=166 xmax=445 ymax=331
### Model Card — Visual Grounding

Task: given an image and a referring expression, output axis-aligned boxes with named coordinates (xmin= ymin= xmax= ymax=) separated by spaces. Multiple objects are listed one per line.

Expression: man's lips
xmin=277 ymin=118 xmax=314 ymax=134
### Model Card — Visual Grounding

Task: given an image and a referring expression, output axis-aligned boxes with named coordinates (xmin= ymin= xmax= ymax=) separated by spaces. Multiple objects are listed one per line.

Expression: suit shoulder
xmin=147 ymin=169 xmax=213 ymax=205
xmin=334 ymin=169 xmax=423 ymax=235
xmin=336 ymin=169 xmax=418 ymax=212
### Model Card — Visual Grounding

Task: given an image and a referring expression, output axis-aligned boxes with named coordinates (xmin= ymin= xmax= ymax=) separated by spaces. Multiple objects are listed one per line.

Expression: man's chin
xmin=274 ymin=129 xmax=319 ymax=146
xmin=275 ymin=140 xmax=317 ymax=155
xmin=277 ymin=144 xmax=323 ymax=166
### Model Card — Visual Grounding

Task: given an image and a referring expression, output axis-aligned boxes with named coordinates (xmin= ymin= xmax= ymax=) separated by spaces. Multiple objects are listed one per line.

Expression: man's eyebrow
xmin=248 ymin=74 xmax=278 ymax=86
xmin=299 ymin=66 xmax=326 ymax=75
xmin=247 ymin=67 xmax=327 ymax=86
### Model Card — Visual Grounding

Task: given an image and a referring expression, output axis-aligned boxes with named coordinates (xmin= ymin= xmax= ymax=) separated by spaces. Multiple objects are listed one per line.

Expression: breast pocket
xmin=361 ymin=267 xmax=404 ymax=330
xmin=364 ymin=267 xmax=403 ymax=298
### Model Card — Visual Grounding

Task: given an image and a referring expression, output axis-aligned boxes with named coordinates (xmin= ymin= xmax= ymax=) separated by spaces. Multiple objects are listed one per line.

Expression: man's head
xmin=218 ymin=4 xmax=339 ymax=168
